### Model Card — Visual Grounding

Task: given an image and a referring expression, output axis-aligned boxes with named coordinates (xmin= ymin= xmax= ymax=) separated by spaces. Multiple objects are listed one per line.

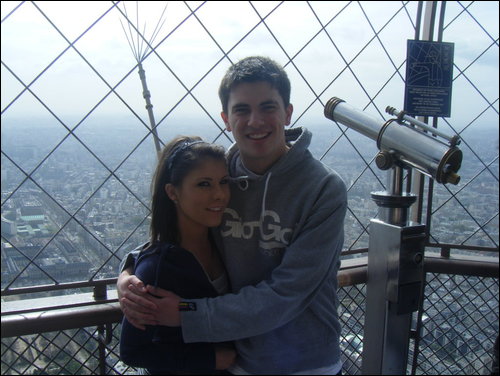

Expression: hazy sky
xmin=1 ymin=1 xmax=498 ymax=139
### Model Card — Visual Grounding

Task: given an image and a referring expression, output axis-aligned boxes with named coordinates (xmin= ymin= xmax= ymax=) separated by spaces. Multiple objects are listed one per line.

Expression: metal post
xmin=410 ymin=1 xmax=438 ymax=224
xmin=138 ymin=62 xmax=162 ymax=158
xmin=98 ymin=324 xmax=107 ymax=375
xmin=362 ymin=168 xmax=426 ymax=374
xmin=96 ymin=322 xmax=113 ymax=375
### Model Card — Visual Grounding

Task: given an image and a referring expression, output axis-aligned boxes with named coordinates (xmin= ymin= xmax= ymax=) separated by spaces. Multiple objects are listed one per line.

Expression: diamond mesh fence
xmin=414 ymin=273 xmax=499 ymax=375
xmin=2 ymin=1 xmax=498 ymax=288
xmin=1 ymin=324 xmax=124 ymax=375
xmin=1 ymin=1 xmax=498 ymax=375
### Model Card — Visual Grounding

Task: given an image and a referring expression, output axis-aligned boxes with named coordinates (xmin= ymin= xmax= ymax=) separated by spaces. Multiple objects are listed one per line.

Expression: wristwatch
xmin=178 ymin=301 xmax=197 ymax=311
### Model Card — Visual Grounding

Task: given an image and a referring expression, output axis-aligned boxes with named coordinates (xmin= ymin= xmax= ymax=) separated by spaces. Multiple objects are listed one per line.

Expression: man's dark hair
xmin=218 ymin=56 xmax=291 ymax=113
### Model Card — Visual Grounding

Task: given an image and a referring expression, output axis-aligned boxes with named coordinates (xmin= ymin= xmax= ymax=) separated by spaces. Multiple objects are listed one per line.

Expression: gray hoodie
xmin=181 ymin=127 xmax=348 ymax=374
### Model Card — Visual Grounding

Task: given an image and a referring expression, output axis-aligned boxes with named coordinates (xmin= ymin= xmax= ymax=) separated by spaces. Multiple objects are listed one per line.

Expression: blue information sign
xmin=404 ymin=40 xmax=454 ymax=117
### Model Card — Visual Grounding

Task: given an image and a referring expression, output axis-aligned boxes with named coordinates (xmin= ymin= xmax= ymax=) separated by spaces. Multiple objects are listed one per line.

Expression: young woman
xmin=119 ymin=136 xmax=235 ymax=374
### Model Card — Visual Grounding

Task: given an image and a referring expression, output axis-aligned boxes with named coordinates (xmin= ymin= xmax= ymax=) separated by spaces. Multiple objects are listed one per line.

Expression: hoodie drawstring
xmin=230 ymin=172 xmax=272 ymax=237
xmin=259 ymin=172 xmax=272 ymax=233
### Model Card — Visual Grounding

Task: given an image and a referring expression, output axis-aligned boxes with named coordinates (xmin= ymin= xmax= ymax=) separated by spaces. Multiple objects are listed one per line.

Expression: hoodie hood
xmin=225 ymin=127 xmax=313 ymax=240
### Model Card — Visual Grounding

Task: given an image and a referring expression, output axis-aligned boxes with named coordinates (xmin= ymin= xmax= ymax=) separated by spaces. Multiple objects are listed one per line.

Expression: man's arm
xmin=184 ymin=200 xmax=346 ymax=342
xmin=117 ymin=243 xmax=161 ymax=329
xmin=117 ymin=267 xmax=159 ymax=330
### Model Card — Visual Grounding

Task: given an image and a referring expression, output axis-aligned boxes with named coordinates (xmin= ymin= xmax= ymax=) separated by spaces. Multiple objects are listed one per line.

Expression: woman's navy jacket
xmin=119 ymin=242 xmax=225 ymax=374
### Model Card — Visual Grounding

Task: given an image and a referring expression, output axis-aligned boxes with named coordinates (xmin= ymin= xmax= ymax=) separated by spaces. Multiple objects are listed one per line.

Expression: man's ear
xmin=221 ymin=111 xmax=232 ymax=132
xmin=165 ymin=183 xmax=177 ymax=202
xmin=285 ymin=103 xmax=294 ymax=126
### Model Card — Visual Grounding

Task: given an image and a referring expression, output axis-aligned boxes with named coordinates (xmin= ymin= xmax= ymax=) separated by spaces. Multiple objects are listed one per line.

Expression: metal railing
xmin=2 ymin=257 xmax=498 ymax=375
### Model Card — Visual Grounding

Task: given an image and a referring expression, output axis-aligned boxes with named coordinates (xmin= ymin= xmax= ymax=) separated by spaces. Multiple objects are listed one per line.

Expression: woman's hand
xmin=117 ymin=268 xmax=159 ymax=330
xmin=215 ymin=345 xmax=237 ymax=370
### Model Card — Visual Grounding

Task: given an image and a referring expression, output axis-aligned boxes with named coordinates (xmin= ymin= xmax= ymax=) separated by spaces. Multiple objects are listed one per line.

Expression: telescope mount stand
xmin=361 ymin=166 xmax=426 ymax=375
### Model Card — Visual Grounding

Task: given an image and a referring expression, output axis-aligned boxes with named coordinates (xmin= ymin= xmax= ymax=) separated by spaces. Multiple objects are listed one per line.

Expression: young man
xmin=118 ymin=56 xmax=347 ymax=375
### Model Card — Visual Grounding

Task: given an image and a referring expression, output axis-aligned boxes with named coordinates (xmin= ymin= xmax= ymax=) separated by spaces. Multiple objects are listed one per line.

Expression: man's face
xmin=221 ymin=81 xmax=293 ymax=174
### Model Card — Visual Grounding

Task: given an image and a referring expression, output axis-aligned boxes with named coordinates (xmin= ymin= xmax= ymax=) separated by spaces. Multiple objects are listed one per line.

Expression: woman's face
xmin=167 ymin=158 xmax=230 ymax=231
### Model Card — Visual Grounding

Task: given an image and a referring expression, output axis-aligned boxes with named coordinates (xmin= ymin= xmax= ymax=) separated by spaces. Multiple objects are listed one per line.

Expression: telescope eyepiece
xmin=324 ymin=97 xmax=345 ymax=121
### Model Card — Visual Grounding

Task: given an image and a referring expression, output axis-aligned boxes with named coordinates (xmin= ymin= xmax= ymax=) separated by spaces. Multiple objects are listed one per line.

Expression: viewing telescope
xmin=324 ymin=97 xmax=462 ymax=185
xmin=324 ymin=97 xmax=464 ymax=374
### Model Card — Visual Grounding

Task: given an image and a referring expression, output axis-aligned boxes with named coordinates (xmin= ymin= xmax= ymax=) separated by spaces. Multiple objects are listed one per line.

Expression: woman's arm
xmin=120 ymin=318 xmax=235 ymax=372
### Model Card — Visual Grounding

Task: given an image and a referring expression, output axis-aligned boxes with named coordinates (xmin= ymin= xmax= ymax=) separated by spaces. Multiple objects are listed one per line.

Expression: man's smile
xmin=247 ymin=132 xmax=271 ymax=140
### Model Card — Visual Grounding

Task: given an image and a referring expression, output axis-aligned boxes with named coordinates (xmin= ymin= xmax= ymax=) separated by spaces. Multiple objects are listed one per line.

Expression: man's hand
xmin=117 ymin=268 xmax=158 ymax=330
xmin=146 ymin=285 xmax=182 ymax=327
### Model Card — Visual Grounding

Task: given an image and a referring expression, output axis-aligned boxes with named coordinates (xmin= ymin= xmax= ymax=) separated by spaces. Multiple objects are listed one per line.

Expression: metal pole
xmin=362 ymin=166 xmax=425 ymax=374
xmin=98 ymin=324 xmax=107 ymax=375
xmin=138 ymin=62 xmax=162 ymax=158
xmin=410 ymin=1 xmax=438 ymax=223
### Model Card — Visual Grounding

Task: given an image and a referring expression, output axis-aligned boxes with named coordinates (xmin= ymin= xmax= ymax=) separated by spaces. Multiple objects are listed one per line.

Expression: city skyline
xmin=2 ymin=119 xmax=498 ymax=290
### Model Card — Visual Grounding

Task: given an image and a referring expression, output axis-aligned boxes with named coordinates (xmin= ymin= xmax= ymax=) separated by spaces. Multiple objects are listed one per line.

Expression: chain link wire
xmin=1 ymin=1 xmax=498 ymax=374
